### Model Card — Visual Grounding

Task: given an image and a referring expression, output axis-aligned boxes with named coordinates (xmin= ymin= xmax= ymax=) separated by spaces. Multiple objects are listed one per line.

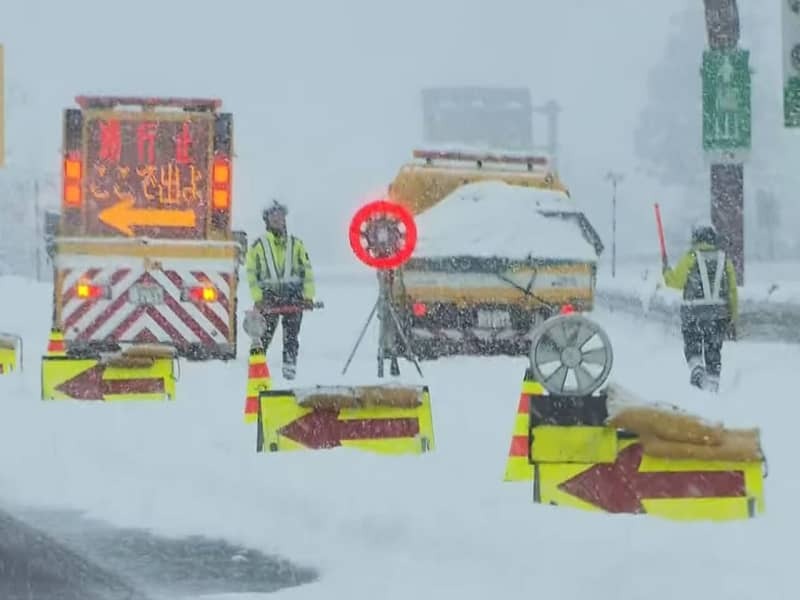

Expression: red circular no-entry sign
xmin=348 ymin=200 xmax=417 ymax=270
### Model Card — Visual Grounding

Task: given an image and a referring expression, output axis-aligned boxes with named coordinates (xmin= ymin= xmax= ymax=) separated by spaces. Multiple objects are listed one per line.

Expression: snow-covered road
xmin=0 ymin=270 xmax=795 ymax=599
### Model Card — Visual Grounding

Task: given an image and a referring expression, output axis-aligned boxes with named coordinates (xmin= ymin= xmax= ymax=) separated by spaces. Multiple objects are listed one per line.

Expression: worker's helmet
xmin=691 ymin=220 xmax=717 ymax=245
xmin=262 ymin=200 xmax=288 ymax=223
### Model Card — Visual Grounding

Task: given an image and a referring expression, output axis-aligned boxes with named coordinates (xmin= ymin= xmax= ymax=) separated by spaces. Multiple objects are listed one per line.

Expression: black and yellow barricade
xmin=257 ymin=385 xmax=434 ymax=454
xmin=0 ymin=332 xmax=22 ymax=375
xmin=523 ymin=373 xmax=766 ymax=522
xmin=41 ymin=334 xmax=178 ymax=401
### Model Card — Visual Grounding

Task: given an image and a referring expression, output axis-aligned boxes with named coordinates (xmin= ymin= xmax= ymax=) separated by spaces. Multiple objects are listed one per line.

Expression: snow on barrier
xmin=502 ymin=313 xmax=766 ymax=522
xmin=596 ymin=270 xmax=800 ymax=344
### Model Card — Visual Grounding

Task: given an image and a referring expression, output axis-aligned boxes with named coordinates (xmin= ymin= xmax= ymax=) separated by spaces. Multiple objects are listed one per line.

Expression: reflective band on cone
xmin=46 ymin=330 xmax=66 ymax=357
xmin=503 ymin=369 xmax=544 ymax=482
xmin=244 ymin=345 xmax=271 ymax=423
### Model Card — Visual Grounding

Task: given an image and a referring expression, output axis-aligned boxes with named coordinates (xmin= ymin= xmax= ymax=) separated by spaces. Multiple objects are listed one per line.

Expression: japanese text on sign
xmin=84 ymin=116 xmax=213 ymax=238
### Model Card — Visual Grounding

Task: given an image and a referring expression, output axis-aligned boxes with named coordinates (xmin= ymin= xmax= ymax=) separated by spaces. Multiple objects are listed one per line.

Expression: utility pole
xmin=605 ymin=171 xmax=624 ymax=278
xmin=702 ymin=0 xmax=747 ymax=285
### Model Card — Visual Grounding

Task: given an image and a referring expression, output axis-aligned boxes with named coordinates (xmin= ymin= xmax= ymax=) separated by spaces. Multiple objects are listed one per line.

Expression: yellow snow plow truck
xmin=387 ymin=149 xmax=604 ymax=359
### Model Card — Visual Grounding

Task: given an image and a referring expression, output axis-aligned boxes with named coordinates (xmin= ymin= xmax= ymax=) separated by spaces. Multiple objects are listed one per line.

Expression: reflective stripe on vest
xmin=259 ymin=234 xmax=302 ymax=287
xmin=684 ymin=250 xmax=726 ymax=306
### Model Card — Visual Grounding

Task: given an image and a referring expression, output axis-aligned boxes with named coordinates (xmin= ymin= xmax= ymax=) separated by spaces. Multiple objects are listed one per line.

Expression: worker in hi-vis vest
xmin=246 ymin=200 xmax=315 ymax=380
xmin=662 ymin=222 xmax=738 ymax=393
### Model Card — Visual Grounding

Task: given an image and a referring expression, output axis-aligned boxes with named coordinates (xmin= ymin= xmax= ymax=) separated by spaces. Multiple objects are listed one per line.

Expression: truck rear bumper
xmin=408 ymin=327 xmax=533 ymax=359
xmin=397 ymin=300 xmax=592 ymax=360
xmin=63 ymin=339 xmax=237 ymax=361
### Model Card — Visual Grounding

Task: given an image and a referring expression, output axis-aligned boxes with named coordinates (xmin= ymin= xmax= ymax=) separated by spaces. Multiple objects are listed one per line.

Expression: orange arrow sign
xmin=98 ymin=198 xmax=196 ymax=236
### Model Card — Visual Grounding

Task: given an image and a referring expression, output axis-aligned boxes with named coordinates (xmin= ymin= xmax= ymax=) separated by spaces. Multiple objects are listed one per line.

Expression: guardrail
xmin=596 ymin=285 xmax=800 ymax=344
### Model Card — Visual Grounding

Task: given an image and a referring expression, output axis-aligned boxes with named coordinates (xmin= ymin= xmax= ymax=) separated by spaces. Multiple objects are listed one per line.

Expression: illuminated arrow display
xmin=99 ymin=198 xmax=196 ymax=237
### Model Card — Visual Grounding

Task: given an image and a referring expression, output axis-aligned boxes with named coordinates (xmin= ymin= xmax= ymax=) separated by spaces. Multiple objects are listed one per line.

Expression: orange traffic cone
xmin=503 ymin=369 xmax=545 ymax=482
xmin=244 ymin=344 xmax=271 ymax=423
xmin=46 ymin=329 xmax=66 ymax=357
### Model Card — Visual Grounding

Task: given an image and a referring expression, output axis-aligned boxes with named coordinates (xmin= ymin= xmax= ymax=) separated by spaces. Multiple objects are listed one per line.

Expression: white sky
xmin=1 ymin=0 xmax=796 ymax=265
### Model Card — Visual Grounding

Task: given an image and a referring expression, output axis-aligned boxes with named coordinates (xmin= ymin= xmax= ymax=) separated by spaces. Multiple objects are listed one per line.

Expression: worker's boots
xmin=690 ymin=365 xmax=705 ymax=390
xmin=282 ymin=358 xmax=297 ymax=380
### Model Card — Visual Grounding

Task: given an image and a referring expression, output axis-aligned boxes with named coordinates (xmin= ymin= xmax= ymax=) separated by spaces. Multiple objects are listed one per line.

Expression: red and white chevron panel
xmin=58 ymin=267 xmax=233 ymax=347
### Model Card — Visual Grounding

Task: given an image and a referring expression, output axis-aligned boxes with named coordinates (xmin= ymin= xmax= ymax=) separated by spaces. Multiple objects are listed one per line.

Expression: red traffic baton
xmin=260 ymin=301 xmax=325 ymax=314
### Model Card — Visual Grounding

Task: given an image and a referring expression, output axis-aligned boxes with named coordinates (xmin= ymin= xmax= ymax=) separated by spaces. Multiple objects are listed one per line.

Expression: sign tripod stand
xmin=341 ymin=200 xmax=424 ymax=378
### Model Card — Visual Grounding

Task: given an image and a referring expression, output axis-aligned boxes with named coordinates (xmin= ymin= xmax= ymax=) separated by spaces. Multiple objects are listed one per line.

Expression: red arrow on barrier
xmin=278 ymin=410 xmax=420 ymax=449
xmin=558 ymin=444 xmax=746 ymax=513
xmin=55 ymin=364 xmax=165 ymax=400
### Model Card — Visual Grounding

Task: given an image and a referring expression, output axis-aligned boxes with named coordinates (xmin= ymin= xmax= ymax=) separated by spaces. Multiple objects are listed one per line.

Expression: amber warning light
xmin=63 ymin=153 xmax=83 ymax=208
xmin=212 ymin=156 xmax=231 ymax=210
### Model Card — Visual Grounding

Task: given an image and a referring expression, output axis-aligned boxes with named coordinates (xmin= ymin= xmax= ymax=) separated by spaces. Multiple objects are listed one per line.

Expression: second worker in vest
xmin=662 ymin=222 xmax=738 ymax=392
xmin=246 ymin=201 xmax=315 ymax=380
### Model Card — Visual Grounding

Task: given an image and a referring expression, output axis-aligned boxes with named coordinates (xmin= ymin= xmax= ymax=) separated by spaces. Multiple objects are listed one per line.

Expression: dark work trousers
xmin=260 ymin=311 xmax=303 ymax=364
xmin=681 ymin=315 xmax=727 ymax=377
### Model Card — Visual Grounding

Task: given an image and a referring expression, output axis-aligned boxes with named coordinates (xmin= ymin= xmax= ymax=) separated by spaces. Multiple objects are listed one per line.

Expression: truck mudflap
xmin=502 ymin=314 xmax=766 ymax=522
xmin=256 ymin=385 xmax=435 ymax=455
xmin=0 ymin=332 xmax=22 ymax=375
xmin=41 ymin=330 xmax=177 ymax=402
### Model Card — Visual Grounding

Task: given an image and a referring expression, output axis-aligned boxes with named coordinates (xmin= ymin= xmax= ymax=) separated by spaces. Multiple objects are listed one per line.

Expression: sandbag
xmin=296 ymin=386 xmax=422 ymax=409
xmin=607 ymin=407 xmax=724 ymax=446
xmin=639 ymin=429 xmax=763 ymax=463
xmin=104 ymin=356 xmax=156 ymax=369
xmin=122 ymin=344 xmax=177 ymax=359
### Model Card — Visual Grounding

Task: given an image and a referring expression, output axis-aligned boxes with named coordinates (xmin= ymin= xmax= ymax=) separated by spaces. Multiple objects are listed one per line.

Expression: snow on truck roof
xmin=412 ymin=181 xmax=599 ymax=262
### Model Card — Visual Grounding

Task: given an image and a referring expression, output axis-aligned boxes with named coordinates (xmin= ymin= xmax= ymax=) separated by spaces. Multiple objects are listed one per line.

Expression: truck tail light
xmin=76 ymin=281 xmax=109 ymax=300
xmin=63 ymin=152 xmax=83 ymax=208
xmin=184 ymin=285 xmax=218 ymax=303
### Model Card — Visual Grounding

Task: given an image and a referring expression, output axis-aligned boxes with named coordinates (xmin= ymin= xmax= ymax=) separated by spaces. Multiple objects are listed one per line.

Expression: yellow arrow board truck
xmin=48 ymin=96 xmax=245 ymax=362
xmin=387 ymin=149 xmax=603 ymax=360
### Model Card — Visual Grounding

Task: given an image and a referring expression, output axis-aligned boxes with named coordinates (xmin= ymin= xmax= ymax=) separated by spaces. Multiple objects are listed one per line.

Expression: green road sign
xmin=702 ymin=49 xmax=751 ymax=159
xmin=783 ymin=0 xmax=800 ymax=127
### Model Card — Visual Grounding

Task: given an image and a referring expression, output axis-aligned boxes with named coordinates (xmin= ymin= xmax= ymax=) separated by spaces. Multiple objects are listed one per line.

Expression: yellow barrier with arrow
xmin=257 ymin=385 xmax=434 ymax=455
xmin=41 ymin=330 xmax=177 ymax=401
xmin=0 ymin=332 xmax=21 ymax=375
xmin=504 ymin=313 xmax=766 ymax=522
